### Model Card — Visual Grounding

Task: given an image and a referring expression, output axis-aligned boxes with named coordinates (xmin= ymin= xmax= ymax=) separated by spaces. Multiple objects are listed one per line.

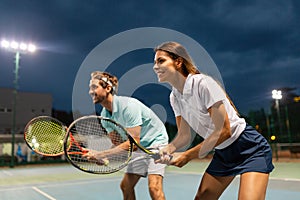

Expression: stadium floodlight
xmin=272 ymin=90 xmax=282 ymax=100
xmin=28 ymin=44 xmax=36 ymax=52
xmin=1 ymin=39 xmax=37 ymax=168
xmin=272 ymin=89 xmax=283 ymax=138
xmin=1 ymin=39 xmax=36 ymax=53
xmin=1 ymin=39 xmax=10 ymax=48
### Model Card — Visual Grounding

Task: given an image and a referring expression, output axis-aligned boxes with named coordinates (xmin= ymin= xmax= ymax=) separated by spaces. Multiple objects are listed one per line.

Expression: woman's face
xmin=153 ymin=50 xmax=178 ymax=83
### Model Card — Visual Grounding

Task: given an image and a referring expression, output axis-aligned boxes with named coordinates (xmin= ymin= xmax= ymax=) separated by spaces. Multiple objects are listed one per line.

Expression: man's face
xmin=89 ymin=78 xmax=108 ymax=104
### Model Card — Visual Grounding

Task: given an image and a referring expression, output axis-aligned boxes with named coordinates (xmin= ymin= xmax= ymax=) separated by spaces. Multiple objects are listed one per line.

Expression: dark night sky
xmin=0 ymin=0 xmax=299 ymax=123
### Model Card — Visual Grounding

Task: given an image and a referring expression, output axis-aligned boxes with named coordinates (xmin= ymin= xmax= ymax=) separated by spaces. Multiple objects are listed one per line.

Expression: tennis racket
xmin=64 ymin=115 xmax=164 ymax=174
xmin=24 ymin=116 xmax=68 ymax=156
xmin=24 ymin=116 xmax=86 ymax=157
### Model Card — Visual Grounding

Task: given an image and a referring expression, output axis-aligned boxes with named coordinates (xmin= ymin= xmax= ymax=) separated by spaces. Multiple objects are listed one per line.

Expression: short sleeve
xmin=170 ymin=92 xmax=181 ymax=117
xmin=198 ymin=76 xmax=226 ymax=109
xmin=121 ymin=103 xmax=143 ymax=128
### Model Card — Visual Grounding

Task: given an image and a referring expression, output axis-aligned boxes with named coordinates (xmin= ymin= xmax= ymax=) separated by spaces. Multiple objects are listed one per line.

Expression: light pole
xmin=285 ymin=105 xmax=292 ymax=144
xmin=272 ymin=90 xmax=283 ymax=137
xmin=1 ymin=39 xmax=36 ymax=167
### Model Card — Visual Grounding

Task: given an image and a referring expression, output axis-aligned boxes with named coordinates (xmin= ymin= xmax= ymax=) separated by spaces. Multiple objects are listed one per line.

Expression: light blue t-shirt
xmin=101 ymin=95 xmax=168 ymax=148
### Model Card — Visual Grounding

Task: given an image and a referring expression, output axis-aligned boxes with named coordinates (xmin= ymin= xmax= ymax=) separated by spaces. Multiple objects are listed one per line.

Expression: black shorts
xmin=206 ymin=125 xmax=274 ymax=176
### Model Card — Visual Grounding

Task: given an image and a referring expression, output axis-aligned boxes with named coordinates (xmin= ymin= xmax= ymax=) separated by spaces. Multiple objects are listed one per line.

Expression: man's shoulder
xmin=114 ymin=95 xmax=138 ymax=104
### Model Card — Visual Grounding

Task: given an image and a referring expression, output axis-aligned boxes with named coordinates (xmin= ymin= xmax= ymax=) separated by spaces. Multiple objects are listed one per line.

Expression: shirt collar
xmin=111 ymin=95 xmax=119 ymax=115
xmin=103 ymin=95 xmax=118 ymax=117
xmin=172 ymin=74 xmax=194 ymax=97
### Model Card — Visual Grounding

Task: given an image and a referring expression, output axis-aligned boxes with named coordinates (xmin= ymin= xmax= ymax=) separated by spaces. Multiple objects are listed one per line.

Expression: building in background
xmin=0 ymin=88 xmax=52 ymax=134
xmin=0 ymin=88 xmax=53 ymax=164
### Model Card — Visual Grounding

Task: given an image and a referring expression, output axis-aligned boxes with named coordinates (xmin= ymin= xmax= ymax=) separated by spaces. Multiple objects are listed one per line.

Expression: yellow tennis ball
xmin=104 ymin=159 xmax=109 ymax=166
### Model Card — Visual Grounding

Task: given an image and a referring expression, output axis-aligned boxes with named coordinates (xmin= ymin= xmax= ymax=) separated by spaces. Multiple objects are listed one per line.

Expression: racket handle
xmin=151 ymin=153 xmax=161 ymax=160
xmin=96 ymin=158 xmax=110 ymax=166
xmin=151 ymin=153 xmax=173 ymax=162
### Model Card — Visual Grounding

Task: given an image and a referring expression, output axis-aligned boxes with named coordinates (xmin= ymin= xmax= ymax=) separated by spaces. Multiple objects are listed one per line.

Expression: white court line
xmin=37 ymin=177 xmax=121 ymax=188
xmin=270 ymin=177 xmax=300 ymax=182
xmin=32 ymin=186 xmax=57 ymax=200
xmin=0 ymin=177 xmax=121 ymax=192
xmin=2 ymin=170 xmax=13 ymax=176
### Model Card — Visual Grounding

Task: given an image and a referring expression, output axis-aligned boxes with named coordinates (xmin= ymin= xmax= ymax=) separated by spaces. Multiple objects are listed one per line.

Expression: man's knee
xmin=148 ymin=177 xmax=165 ymax=199
xmin=149 ymin=186 xmax=165 ymax=200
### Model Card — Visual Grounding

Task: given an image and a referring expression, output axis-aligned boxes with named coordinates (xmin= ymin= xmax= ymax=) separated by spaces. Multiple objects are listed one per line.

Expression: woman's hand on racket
xmin=167 ymin=152 xmax=189 ymax=168
xmin=154 ymin=145 xmax=174 ymax=165
xmin=155 ymin=144 xmax=189 ymax=167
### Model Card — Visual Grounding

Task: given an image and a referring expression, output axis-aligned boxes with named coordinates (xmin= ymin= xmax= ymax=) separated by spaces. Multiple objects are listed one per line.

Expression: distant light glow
xmin=28 ymin=44 xmax=36 ymax=52
xmin=31 ymin=138 xmax=37 ymax=144
xmin=272 ymin=90 xmax=282 ymax=100
xmin=1 ymin=39 xmax=9 ymax=48
xmin=1 ymin=39 xmax=36 ymax=53
xmin=19 ymin=43 xmax=27 ymax=51
xmin=270 ymin=135 xmax=276 ymax=141
xmin=34 ymin=142 xmax=40 ymax=149
xmin=10 ymin=41 xmax=19 ymax=49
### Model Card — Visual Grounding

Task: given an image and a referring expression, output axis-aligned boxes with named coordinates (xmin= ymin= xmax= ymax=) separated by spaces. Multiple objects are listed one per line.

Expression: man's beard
xmin=93 ymin=93 xmax=110 ymax=104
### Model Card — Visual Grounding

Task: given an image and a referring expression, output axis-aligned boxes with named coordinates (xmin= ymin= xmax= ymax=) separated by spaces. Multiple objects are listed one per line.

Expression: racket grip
xmin=151 ymin=153 xmax=161 ymax=160
xmin=151 ymin=153 xmax=173 ymax=162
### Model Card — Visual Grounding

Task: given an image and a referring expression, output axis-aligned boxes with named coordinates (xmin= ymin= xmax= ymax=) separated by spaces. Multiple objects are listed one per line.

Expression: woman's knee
xmin=194 ymin=187 xmax=218 ymax=200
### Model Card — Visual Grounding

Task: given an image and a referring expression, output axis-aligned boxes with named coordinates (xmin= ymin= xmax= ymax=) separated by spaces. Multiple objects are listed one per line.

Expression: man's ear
xmin=106 ymin=85 xmax=113 ymax=94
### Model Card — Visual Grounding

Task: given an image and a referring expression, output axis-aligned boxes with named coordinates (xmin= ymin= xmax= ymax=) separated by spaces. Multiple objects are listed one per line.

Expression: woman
xmin=153 ymin=41 xmax=274 ymax=200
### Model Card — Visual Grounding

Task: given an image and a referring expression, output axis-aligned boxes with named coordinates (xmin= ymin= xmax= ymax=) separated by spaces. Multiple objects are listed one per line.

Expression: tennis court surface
xmin=1 ymin=160 xmax=299 ymax=200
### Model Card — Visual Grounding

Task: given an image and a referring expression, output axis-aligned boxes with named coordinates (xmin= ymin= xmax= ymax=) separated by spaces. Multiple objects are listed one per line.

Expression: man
xmin=88 ymin=71 xmax=168 ymax=200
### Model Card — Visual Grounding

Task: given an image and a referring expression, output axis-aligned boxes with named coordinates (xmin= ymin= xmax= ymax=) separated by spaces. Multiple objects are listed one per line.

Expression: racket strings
xmin=65 ymin=117 xmax=132 ymax=174
xmin=24 ymin=117 xmax=66 ymax=156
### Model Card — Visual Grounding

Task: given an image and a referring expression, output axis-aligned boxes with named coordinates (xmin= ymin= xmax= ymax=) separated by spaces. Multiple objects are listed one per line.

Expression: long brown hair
xmin=154 ymin=41 xmax=200 ymax=77
xmin=154 ymin=41 xmax=240 ymax=115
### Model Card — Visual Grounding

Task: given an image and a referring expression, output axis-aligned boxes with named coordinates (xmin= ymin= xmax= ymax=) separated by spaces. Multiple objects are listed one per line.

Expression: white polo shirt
xmin=170 ymin=74 xmax=246 ymax=149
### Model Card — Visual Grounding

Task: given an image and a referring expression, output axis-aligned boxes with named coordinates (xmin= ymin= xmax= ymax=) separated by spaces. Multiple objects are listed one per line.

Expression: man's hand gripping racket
xmin=24 ymin=115 xmax=173 ymax=174
xmin=64 ymin=115 xmax=173 ymax=174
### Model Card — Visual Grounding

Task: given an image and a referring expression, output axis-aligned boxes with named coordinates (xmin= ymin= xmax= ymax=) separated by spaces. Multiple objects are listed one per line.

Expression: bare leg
xmin=238 ymin=172 xmax=269 ymax=200
xmin=195 ymin=172 xmax=235 ymax=200
xmin=120 ymin=173 xmax=141 ymax=200
xmin=148 ymin=174 xmax=165 ymax=200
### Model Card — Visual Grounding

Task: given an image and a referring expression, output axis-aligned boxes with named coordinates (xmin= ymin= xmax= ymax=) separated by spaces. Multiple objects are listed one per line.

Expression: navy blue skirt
xmin=206 ymin=125 xmax=274 ymax=176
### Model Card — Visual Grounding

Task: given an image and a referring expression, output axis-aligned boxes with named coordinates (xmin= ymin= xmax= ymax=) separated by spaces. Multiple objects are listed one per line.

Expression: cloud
xmin=0 ymin=0 xmax=298 ymax=116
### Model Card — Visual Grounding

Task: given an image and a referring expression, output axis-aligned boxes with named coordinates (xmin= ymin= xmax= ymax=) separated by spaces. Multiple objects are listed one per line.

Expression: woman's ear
xmin=175 ymin=57 xmax=183 ymax=68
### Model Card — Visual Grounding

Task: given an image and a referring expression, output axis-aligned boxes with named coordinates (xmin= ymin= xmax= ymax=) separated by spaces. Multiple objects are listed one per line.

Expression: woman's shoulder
xmin=190 ymin=74 xmax=214 ymax=86
xmin=190 ymin=73 xmax=210 ymax=80
xmin=191 ymin=73 xmax=221 ymax=86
